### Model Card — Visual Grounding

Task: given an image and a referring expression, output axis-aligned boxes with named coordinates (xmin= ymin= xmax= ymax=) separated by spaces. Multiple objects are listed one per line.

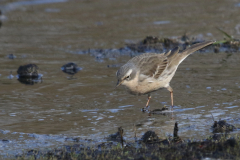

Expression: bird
xmin=116 ymin=41 xmax=214 ymax=111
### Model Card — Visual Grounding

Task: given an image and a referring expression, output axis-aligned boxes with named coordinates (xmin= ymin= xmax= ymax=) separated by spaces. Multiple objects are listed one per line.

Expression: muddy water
xmin=0 ymin=0 xmax=240 ymax=155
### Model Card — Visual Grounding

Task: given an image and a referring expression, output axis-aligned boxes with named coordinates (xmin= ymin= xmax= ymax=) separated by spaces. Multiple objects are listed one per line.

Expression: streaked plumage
xmin=116 ymin=41 xmax=214 ymax=110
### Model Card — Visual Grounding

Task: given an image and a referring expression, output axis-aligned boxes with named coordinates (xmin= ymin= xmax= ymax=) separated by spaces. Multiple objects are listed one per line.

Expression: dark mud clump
xmin=127 ymin=36 xmax=179 ymax=53
xmin=148 ymin=105 xmax=169 ymax=115
xmin=7 ymin=54 xmax=16 ymax=59
xmin=17 ymin=64 xmax=42 ymax=85
xmin=141 ymin=104 xmax=169 ymax=114
xmin=61 ymin=62 xmax=81 ymax=75
xmin=212 ymin=120 xmax=236 ymax=133
xmin=125 ymin=34 xmax=209 ymax=53
xmin=74 ymin=33 xmax=239 ymax=64
xmin=126 ymin=33 xmax=239 ymax=54
xmin=1 ymin=139 xmax=9 ymax=143
xmin=17 ymin=64 xmax=39 ymax=78
xmin=106 ymin=127 xmax=124 ymax=143
xmin=16 ymin=121 xmax=240 ymax=160
xmin=141 ymin=130 xmax=159 ymax=143
xmin=139 ymin=122 xmax=181 ymax=144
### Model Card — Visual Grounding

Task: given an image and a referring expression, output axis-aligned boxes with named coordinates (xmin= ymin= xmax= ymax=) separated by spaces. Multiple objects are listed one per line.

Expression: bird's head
xmin=116 ymin=63 xmax=137 ymax=88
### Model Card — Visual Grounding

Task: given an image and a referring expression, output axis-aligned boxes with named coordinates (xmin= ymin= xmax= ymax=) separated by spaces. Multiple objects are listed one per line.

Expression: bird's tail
xmin=166 ymin=41 xmax=214 ymax=68
xmin=180 ymin=41 xmax=214 ymax=56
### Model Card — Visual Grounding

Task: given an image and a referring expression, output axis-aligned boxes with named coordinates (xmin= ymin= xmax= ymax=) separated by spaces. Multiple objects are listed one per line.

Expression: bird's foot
xmin=141 ymin=106 xmax=150 ymax=112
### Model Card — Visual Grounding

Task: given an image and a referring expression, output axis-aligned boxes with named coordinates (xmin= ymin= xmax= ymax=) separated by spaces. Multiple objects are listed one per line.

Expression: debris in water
xmin=17 ymin=64 xmax=42 ymax=85
xmin=61 ymin=62 xmax=82 ymax=75
xmin=149 ymin=106 xmax=169 ymax=115
xmin=212 ymin=120 xmax=236 ymax=133
xmin=17 ymin=64 xmax=39 ymax=78
xmin=7 ymin=54 xmax=16 ymax=59
xmin=106 ymin=126 xmax=125 ymax=144
xmin=141 ymin=130 xmax=159 ymax=143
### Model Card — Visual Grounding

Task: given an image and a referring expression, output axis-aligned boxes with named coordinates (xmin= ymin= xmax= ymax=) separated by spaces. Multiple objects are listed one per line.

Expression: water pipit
xmin=116 ymin=41 xmax=214 ymax=111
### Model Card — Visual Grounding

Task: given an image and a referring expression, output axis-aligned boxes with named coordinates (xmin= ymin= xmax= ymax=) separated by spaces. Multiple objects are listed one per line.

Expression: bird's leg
xmin=166 ymin=86 xmax=174 ymax=111
xmin=170 ymin=91 xmax=173 ymax=110
xmin=141 ymin=94 xmax=151 ymax=112
xmin=145 ymin=95 xmax=151 ymax=108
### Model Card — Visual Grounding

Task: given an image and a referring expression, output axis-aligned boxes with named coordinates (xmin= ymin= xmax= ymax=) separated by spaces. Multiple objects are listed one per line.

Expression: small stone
xmin=61 ymin=62 xmax=81 ymax=75
xmin=17 ymin=64 xmax=39 ymax=78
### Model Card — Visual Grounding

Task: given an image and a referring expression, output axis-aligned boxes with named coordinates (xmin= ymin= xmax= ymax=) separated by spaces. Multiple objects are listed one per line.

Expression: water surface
xmin=0 ymin=0 xmax=240 ymax=155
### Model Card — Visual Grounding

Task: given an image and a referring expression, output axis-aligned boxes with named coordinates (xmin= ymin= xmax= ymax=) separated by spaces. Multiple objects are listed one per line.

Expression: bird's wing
xmin=134 ymin=53 xmax=168 ymax=82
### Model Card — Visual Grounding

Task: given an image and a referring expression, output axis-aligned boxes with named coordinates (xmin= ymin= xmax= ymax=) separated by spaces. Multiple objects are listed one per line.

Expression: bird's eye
xmin=126 ymin=76 xmax=130 ymax=80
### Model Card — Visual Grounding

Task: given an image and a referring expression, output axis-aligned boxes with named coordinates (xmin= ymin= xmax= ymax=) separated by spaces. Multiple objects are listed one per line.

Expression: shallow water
xmin=0 ymin=0 xmax=240 ymax=155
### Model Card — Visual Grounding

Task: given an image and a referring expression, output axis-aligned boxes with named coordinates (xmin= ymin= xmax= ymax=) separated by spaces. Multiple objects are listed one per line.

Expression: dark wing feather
xmin=133 ymin=53 xmax=168 ymax=80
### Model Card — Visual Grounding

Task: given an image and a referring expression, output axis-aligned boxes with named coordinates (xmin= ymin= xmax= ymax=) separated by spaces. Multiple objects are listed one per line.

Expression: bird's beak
xmin=115 ymin=80 xmax=124 ymax=88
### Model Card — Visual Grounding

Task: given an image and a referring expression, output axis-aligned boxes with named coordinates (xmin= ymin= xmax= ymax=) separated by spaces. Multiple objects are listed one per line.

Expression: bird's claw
xmin=141 ymin=106 xmax=150 ymax=112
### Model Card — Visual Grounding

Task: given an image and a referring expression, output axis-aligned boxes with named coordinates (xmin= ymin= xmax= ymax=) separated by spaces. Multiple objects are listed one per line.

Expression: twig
xmin=118 ymin=127 xmax=124 ymax=148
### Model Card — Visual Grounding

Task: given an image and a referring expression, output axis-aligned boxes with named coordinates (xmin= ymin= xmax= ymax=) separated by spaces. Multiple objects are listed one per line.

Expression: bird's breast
xmin=121 ymin=71 xmax=173 ymax=95
xmin=124 ymin=79 xmax=169 ymax=95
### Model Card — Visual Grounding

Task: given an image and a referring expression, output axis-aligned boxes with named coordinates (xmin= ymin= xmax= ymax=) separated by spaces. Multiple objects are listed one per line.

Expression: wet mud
xmin=70 ymin=33 xmax=240 ymax=64
xmin=0 ymin=0 xmax=240 ymax=159
xmin=4 ymin=36 xmax=237 ymax=158
xmin=13 ymin=121 xmax=240 ymax=160
xmin=125 ymin=34 xmax=240 ymax=54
